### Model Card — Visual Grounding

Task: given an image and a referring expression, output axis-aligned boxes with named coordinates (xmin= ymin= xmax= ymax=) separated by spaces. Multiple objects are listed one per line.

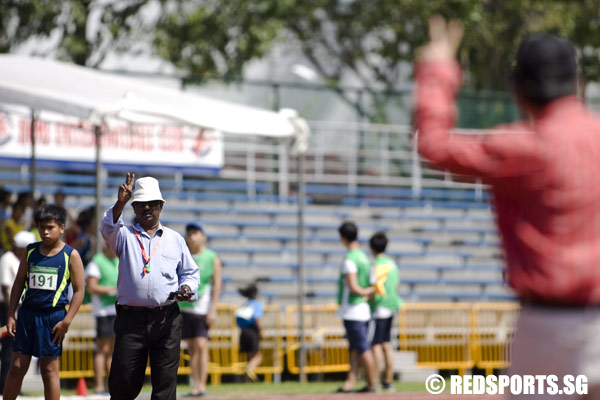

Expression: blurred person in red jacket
xmin=415 ymin=15 xmax=600 ymax=399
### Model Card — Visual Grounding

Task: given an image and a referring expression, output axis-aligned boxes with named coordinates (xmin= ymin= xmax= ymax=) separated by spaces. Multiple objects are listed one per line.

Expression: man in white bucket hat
xmin=100 ymin=173 xmax=199 ymax=400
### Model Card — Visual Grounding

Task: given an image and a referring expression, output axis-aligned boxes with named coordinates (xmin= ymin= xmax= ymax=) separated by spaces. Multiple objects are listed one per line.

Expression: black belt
xmin=116 ymin=303 xmax=177 ymax=313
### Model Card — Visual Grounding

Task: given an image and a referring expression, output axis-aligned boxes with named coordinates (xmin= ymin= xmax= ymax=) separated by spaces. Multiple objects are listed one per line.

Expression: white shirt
xmin=0 ymin=251 xmax=20 ymax=303
xmin=86 ymin=261 xmax=117 ymax=317
xmin=336 ymin=259 xmax=371 ymax=321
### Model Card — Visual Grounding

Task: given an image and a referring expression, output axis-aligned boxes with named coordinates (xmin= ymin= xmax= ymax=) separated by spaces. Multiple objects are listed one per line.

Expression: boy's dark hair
xmin=239 ymin=283 xmax=258 ymax=299
xmin=369 ymin=231 xmax=388 ymax=254
xmin=35 ymin=204 xmax=67 ymax=226
xmin=512 ymin=33 xmax=577 ymax=107
xmin=338 ymin=221 xmax=358 ymax=242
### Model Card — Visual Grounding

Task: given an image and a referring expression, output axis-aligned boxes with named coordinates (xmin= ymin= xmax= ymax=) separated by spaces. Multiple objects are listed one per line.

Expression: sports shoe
xmin=335 ymin=386 xmax=353 ymax=393
xmin=382 ymin=382 xmax=396 ymax=393
xmin=186 ymin=391 xmax=207 ymax=397
xmin=245 ymin=368 xmax=258 ymax=382
xmin=354 ymin=385 xmax=376 ymax=393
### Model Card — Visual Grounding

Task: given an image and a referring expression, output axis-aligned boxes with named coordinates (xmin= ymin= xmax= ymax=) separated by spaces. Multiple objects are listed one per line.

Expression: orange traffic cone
xmin=76 ymin=377 xmax=88 ymax=396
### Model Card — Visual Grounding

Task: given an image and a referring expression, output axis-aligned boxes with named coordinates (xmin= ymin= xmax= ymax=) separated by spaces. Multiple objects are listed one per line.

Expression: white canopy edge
xmin=0 ymin=55 xmax=309 ymax=141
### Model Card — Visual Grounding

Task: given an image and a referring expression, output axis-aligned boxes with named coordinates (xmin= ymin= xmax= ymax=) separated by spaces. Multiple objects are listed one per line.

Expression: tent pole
xmin=296 ymin=152 xmax=307 ymax=383
xmin=29 ymin=109 xmax=36 ymax=197
xmin=94 ymin=124 xmax=103 ymax=254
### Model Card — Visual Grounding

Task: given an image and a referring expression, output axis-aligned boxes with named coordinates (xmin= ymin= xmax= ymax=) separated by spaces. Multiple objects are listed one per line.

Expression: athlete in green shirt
xmin=86 ymin=243 xmax=119 ymax=394
xmin=336 ymin=222 xmax=377 ymax=394
xmin=369 ymin=232 xmax=402 ymax=393
xmin=181 ymin=223 xmax=222 ymax=397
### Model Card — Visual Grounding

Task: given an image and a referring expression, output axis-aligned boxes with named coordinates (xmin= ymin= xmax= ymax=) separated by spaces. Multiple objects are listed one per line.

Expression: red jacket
xmin=416 ymin=61 xmax=600 ymax=305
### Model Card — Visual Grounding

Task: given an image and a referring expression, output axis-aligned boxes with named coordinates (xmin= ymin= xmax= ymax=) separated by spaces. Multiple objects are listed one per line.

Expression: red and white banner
xmin=0 ymin=104 xmax=223 ymax=171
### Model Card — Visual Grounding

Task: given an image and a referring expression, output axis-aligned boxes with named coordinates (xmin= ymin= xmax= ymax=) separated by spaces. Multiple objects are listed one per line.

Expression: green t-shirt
xmin=92 ymin=252 xmax=119 ymax=307
xmin=337 ymin=248 xmax=371 ymax=306
xmin=371 ymin=254 xmax=402 ymax=311
xmin=179 ymin=248 xmax=217 ymax=309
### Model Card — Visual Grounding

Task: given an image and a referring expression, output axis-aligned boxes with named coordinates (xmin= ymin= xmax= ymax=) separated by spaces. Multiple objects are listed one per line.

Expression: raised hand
xmin=117 ymin=173 xmax=135 ymax=206
xmin=417 ymin=15 xmax=464 ymax=63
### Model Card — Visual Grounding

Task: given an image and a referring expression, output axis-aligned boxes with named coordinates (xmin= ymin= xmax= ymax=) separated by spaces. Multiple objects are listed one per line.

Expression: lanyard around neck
xmin=134 ymin=229 xmax=163 ymax=275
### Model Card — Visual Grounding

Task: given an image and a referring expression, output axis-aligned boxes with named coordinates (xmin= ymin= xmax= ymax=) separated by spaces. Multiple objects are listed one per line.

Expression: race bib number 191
xmin=29 ymin=266 xmax=58 ymax=291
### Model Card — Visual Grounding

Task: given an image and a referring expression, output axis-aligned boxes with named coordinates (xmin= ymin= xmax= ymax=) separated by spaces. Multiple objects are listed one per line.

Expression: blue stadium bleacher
xmin=0 ymin=167 xmax=509 ymax=305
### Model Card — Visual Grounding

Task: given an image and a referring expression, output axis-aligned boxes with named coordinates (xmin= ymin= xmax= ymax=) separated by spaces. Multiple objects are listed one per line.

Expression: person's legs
xmin=350 ymin=320 xmax=377 ymax=391
xmin=360 ymin=348 xmax=378 ymax=390
xmin=187 ymin=337 xmax=206 ymax=394
xmin=197 ymin=336 xmax=209 ymax=393
xmin=246 ymin=350 xmax=263 ymax=372
xmin=109 ymin=311 xmax=149 ymax=400
xmin=371 ymin=343 xmax=383 ymax=381
xmin=0 ymin=335 xmax=12 ymax=392
xmin=508 ymin=306 xmax=585 ymax=400
xmin=104 ymin=338 xmax=114 ymax=381
xmin=39 ymin=357 xmax=60 ymax=400
xmin=93 ymin=338 xmax=112 ymax=392
xmin=148 ymin=306 xmax=182 ymax=400
xmin=382 ymin=341 xmax=394 ymax=384
xmin=341 ymin=350 xmax=359 ymax=390
xmin=2 ymin=353 xmax=31 ymax=400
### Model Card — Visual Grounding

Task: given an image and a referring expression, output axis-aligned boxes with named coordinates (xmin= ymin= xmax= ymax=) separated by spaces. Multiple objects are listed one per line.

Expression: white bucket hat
xmin=13 ymin=231 xmax=36 ymax=248
xmin=131 ymin=177 xmax=166 ymax=204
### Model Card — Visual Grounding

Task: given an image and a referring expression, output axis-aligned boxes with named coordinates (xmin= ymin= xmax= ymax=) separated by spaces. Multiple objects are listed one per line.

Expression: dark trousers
xmin=109 ymin=304 xmax=182 ymax=400
xmin=0 ymin=302 xmax=10 ymax=393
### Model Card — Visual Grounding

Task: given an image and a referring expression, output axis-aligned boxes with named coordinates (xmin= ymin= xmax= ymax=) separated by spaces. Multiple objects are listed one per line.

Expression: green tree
xmin=153 ymin=0 xmax=285 ymax=82
xmin=4 ymin=1 xmax=600 ymax=119
xmin=0 ymin=0 xmax=155 ymax=67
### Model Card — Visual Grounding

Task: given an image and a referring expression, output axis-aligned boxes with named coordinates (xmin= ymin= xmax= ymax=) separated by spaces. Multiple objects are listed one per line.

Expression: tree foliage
xmin=3 ymin=0 xmax=600 ymax=119
xmin=0 ymin=0 xmax=156 ymax=67
xmin=153 ymin=0 xmax=285 ymax=82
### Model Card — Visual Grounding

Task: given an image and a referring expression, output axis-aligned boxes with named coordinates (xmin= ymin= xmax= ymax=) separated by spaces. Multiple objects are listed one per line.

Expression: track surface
xmin=175 ymin=394 xmax=504 ymax=399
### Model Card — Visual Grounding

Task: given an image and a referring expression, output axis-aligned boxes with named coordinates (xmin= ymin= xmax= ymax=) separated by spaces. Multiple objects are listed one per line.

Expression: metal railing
xmin=58 ymin=303 xmax=519 ymax=380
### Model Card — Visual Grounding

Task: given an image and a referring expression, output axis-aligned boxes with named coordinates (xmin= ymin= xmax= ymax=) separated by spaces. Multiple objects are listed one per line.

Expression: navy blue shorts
xmin=13 ymin=306 xmax=67 ymax=358
xmin=371 ymin=317 xmax=393 ymax=345
xmin=343 ymin=320 xmax=370 ymax=354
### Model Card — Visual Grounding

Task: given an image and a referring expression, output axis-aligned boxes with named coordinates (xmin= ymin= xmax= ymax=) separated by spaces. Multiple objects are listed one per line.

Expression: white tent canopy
xmin=0 ymin=55 xmax=302 ymax=138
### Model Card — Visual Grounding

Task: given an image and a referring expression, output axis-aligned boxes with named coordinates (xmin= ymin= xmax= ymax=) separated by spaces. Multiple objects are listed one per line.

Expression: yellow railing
xmin=59 ymin=304 xmax=284 ymax=381
xmin=59 ymin=304 xmax=95 ymax=378
xmin=399 ymin=303 xmax=475 ymax=376
xmin=471 ymin=303 xmax=520 ymax=375
xmin=398 ymin=303 xmax=519 ymax=375
xmin=58 ymin=302 xmax=519 ymax=380
xmin=285 ymin=304 xmax=349 ymax=375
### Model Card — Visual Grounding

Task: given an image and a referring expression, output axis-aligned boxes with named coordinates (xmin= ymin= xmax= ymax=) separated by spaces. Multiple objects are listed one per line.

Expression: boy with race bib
xmin=3 ymin=204 xmax=85 ymax=400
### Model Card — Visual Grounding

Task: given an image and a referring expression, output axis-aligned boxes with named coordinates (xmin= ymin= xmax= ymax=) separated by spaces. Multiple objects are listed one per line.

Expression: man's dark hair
xmin=369 ymin=231 xmax=388 ymax=254
xmin=35 ymin=204 xmax=67 ymax=226
xmin=238 ymin=283 xmax=258 ymax=300
xmin=338 ymin=221 xmax=358 ymax=242
xmin=512 ymin=33 xmax=577 ymax=107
